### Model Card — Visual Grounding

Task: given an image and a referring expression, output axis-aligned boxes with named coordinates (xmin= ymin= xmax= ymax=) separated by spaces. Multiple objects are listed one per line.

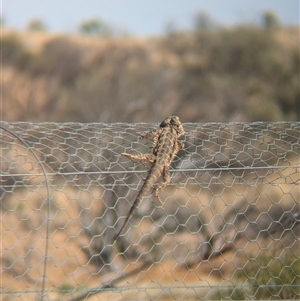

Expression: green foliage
xmin=262 ymin=11 xmax=281 ymax=29
xmin=244 ymin=254 xmax=300 ymax=299
xmin=1 ymin=33 xmax=24 ymax=65
xmin=58 ymin=283 xmax=77 ymax=294
xmin=26 ymin=19 xmax=47 ymax=32
xmin=211 ymin=253 xmax=300 ymax=300
xmin=79 ymin=17 xmax=113 ymax=36
xmin=41 ymin=37 xmax=83 ymax=84
xmin=173 ymin=25 xmax=299 ymax=121
xmin=193 ymin=11 xmax=218 ymax=31
xmin=1 ymin=33 xmax=51 ymax=76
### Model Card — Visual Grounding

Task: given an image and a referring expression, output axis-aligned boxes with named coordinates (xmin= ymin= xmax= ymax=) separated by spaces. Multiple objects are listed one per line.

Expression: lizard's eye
xmin=160 ymin=117 xmax=171 ymax=128
xmin=170 ymin=117 xmax=179 ymax=125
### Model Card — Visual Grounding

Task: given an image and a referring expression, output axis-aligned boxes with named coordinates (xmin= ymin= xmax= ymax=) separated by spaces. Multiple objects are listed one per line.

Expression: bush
xmin=211 ymin=253 xmax=300 ymax=300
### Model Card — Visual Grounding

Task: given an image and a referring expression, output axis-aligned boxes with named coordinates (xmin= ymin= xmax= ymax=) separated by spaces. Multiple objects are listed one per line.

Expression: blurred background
xmin=2 ymin=0 xmax=299 ymax=123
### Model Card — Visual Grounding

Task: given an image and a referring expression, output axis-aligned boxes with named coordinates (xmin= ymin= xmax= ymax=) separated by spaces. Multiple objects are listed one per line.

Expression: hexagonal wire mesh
xmin=0 ymin=121 xmax=299 ymax=301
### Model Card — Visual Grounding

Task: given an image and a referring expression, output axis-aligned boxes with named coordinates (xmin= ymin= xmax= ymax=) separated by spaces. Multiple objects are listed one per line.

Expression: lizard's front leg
xmin=177 ymin=140 xmax=184 ymax=150
xmin=140 ymin=128 xmax=160 ymax=140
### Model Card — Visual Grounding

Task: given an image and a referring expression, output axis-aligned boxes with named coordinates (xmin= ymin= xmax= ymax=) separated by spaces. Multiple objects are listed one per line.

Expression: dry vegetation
xmin=1 ymin=121 xmax=299 ymax=300
xmin=1 ymin=18 xmax=299 ymax=300
xmin=1 ymin=24 xmax=299 ymax=123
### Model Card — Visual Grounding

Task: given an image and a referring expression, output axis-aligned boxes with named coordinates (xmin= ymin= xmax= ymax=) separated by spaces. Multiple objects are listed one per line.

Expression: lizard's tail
xmin=112 ymin=166 xmax=162 ymax=244
xmin=112 ymin=196 xmax=141 ymax=244
xmin=112 ymin=216 xmax=129 ymax=244
xmin=112 ymin=194 xmax=152 ymax=244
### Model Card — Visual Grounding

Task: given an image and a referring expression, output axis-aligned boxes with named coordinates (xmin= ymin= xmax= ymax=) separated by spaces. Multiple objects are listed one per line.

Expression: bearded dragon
xmin=113 ymin=116 xmax=184 ymax=243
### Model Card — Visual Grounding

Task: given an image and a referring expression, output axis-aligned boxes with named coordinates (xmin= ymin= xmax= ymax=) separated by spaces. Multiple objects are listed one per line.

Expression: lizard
xmin=112 ymin=116 xmax=184 ymax=243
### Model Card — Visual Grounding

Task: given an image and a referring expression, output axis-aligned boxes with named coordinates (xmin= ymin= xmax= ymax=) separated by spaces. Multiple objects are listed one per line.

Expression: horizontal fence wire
xmin=0 ymin=121 xmax=299 ymax=301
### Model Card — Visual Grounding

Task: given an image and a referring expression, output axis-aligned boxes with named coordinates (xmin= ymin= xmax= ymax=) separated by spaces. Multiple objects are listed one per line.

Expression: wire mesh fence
xmin=1 ymin=120 xmax=299 ymax=301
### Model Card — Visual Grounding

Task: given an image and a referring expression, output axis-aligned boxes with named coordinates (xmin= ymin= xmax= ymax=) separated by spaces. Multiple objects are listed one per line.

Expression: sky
xmin=2 ymin=0 xmax=299 ymax=36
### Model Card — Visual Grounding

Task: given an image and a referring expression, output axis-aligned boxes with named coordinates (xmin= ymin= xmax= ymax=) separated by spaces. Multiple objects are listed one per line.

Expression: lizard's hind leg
xmin=122 ymin=153 xmax=155 ymax=164
xmin=154 ymin=167 xmax=171 ymax=204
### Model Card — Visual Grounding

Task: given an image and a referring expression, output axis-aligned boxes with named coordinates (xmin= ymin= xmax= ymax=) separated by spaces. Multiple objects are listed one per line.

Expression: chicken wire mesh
xmin=0 ymin=120 xmax=299 ymax=301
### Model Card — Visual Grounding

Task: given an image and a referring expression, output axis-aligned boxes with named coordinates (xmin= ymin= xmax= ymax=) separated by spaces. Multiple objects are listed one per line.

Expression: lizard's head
xmin=160 ymin=116 xmax=185 ymax=137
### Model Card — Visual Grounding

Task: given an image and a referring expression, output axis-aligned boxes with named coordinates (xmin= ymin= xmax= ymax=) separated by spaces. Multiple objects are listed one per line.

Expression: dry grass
xmin=2 ymin=26 xmax=299 ymax=123
xmin=1 ymin=161 xmax=299 ymax=300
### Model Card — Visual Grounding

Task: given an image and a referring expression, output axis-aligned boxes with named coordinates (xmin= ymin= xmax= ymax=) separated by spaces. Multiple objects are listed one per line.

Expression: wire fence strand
xmin=1 ymin=121 xmax=299 ymax=301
